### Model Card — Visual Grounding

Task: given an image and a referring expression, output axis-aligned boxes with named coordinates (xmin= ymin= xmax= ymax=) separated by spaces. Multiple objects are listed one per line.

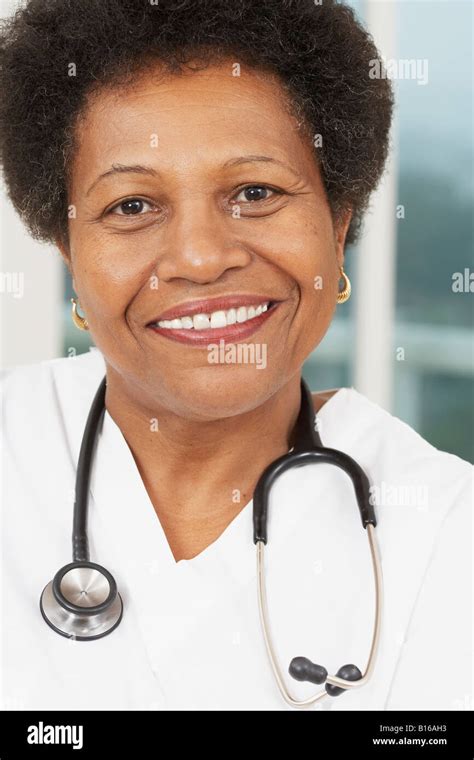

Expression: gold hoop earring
xmin=337 ymin=266 xmax=351 ymax=304
xmin=71 ymin=298 xmax=89 ymax=331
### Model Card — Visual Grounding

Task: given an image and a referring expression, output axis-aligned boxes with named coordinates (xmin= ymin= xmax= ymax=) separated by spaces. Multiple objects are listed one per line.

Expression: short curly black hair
xmin=0 ymin=0 xmax=393 ymax=248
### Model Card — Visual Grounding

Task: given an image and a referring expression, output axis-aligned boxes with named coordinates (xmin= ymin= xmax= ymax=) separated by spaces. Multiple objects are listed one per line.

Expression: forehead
xmin=72 ymin=61 xmax=315 ymax=181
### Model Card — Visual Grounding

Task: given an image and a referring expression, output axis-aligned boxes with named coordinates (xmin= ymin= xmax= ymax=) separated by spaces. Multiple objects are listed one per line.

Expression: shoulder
xmin=316 ymin=384 xmax=472 ymax=479
xmin=1 ymin=348 xmax=106 ymax=447
xmin=314 ymin=384 xmax=472 ymax=543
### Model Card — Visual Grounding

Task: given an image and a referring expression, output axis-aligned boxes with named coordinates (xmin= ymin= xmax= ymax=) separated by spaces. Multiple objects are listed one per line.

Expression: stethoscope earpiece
xmin=40 ymin=561 xmax=123 ymax=641
xmin=288 ymin=657 xmax=328 ymax=686
xmin=324 ymin=664 xmax=363 ymax=697
xmin=289 ymin=656 xmax=328 ymax=685
xmin=288 ymin=656 xmax=363 ymax=696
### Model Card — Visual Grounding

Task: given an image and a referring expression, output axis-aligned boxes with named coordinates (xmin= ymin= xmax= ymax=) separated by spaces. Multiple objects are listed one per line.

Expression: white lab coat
xmin=1 ymin=348 xmax=472 ymax=711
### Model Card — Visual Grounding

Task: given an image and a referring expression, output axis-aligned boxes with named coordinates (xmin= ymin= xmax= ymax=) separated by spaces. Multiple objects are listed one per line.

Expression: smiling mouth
xmin=149 ymin=300 xmax=273 ymax=331
xmin=146 ymin=298 xmax=281 ymax=346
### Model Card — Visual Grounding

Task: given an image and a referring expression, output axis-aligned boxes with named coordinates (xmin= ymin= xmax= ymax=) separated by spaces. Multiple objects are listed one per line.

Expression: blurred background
xmin=1 ymin=0 xmax=473 ymax=461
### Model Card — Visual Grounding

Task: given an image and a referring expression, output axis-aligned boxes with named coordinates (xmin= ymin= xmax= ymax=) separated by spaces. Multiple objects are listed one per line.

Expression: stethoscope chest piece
xmin=40 ymin=561 xmax=123 ymax=641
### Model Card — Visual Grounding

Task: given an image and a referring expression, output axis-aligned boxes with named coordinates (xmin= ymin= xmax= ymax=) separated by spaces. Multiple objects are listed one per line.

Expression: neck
xmin=103 ymin=368 xmax=303 ymax=559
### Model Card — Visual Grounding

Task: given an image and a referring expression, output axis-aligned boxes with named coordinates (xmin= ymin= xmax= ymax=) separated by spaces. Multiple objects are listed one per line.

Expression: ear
xmin=55 ymin=237 xmax=76 ymax=291
xmin=334 ymin=208 xmax=353 ymax=269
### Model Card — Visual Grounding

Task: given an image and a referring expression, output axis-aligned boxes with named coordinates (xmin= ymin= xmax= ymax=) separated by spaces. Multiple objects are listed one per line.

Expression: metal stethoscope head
xmin=40 ymin=375 xmax=382 ymax=707
xmin=40 ymin=377 xmax=123 ymax=640
xmin=40 ymin=561 xmax=123 ymax=641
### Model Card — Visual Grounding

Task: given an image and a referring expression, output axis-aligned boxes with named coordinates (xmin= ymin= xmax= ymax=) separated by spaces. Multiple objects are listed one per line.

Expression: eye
xmin=109 ymin=198 xmax=155 ymax=216
xmin=233 ymin=185 xmax=281 ymax=203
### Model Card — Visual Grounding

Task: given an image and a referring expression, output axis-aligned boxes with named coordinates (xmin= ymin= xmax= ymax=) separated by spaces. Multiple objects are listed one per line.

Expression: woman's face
xmin=64 ymin=61 xmax=351 ymax=419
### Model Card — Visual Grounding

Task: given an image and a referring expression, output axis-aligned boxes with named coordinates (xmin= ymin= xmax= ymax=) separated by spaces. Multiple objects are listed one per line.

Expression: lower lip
xmin=147 ymin=302 xmax=280 ymax=346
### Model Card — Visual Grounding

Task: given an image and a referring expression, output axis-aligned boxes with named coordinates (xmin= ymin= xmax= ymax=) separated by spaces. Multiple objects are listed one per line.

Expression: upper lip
xmin=147 ymin=294 xmax=279 ymax=323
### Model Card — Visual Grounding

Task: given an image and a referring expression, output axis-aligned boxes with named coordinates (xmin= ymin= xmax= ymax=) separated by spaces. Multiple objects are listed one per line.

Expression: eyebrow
xmin=86 ymin=155 xmax=299 ymax=196
xmin=223 ymin=154 xmax=301 ymax=178
xmin=86 ymin=164 xmax=159 ymax=196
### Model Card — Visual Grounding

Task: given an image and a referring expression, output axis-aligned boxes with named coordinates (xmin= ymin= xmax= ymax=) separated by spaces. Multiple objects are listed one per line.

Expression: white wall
xmin=0 ymin=179 xmax=63 ymax=370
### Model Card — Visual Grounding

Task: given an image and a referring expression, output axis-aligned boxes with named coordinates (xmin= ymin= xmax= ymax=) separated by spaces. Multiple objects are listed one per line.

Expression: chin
xmin=164 ymin=365 xmax=279 ymax=421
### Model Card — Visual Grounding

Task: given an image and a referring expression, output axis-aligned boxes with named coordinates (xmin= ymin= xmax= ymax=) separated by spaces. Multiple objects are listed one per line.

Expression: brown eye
xmin=234 ymin=185 xmax=278 ymax=203
xmin=110 ymin=198 xmax=153 ymax=216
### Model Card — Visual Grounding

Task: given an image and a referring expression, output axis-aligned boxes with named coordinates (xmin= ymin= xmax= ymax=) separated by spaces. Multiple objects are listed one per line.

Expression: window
xmin=303 ymin=0 xmax=473 ymax=461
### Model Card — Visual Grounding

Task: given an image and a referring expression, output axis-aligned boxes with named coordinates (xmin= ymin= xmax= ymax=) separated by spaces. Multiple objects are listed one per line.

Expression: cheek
xmin=282 ymin=217 xmax=338 ymax=306
xmin=308 ymin=250 xmax=338 ymax=312
xmin=69 ymin=232 xmax=146 ymax=323
xmin=284 ymin=220 xmax=339 ymax=353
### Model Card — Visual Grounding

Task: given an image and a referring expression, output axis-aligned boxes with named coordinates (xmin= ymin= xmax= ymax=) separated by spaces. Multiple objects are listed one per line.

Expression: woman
xmin=0 ymin=0 xmax=471 ymax=711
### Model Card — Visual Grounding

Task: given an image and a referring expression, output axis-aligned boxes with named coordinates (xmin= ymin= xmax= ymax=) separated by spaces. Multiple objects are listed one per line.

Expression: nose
xmin=155 ymin=197 xmax=252 ymax=284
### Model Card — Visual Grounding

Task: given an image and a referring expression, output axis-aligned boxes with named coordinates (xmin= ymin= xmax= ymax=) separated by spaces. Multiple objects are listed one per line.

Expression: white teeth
xmin=236 ymin=306 xmax=247 ymax=323
xmin=210 ymin=310 xmax=227 ymax=328
xmin=155 ymin=301 xmax=271 ymax=330
xmin=193 ymin=313 xmax=211 ymax=330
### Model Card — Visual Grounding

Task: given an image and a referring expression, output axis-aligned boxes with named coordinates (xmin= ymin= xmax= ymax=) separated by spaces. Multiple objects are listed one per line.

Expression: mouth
xmin=146 ymin=295 xmax=281 ymax=347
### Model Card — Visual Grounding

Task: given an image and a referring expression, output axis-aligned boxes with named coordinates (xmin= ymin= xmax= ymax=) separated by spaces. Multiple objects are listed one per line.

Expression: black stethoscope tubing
xmin=40 ymin=375 xmax=381 ymax=706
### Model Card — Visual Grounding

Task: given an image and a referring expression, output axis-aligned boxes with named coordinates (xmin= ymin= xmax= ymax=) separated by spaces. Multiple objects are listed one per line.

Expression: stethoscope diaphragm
xmin=40 ymin=560 xmax=123 ymax=641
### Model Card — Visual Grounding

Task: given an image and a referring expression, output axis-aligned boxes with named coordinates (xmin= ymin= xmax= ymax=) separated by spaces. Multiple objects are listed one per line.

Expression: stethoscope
xmin=40 ymin=376 xmax=383 ymax=709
